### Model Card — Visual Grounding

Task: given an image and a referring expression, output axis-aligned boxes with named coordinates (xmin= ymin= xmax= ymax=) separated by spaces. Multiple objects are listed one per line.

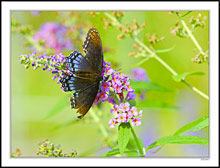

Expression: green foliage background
xmin=11 ymin=11 xmax=209 ymax=157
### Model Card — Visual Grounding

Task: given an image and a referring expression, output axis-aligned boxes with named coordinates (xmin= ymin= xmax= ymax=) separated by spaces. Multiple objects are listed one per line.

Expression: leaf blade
xmin=174 ymin=115 xmax=209 ymax=135
xmin=99 ymin=148 xmax=137 ymax=157
xmin=172 ymin=72 xmax=205 ymax=82
xmin=146 ymin=135 xmax=208 ymax=152
xmin=118 ymin=123 xmax=131 ymax=155
xmin=130 ymin=81 xmax=170 ymax=92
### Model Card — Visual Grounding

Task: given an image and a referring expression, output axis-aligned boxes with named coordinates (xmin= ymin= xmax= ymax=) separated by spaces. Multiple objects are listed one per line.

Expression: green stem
xmin=182 ymin=80 xmax=209 ymax=100
xmin=104 ymin=12 xmax=209 ymax=100
xmin=130 ymin=123 xmax=144 ymax=156
xmin=90 ymin=108 xmax=108 ymax=138
xmin=25 ymin=35 xmax=43 ymax=52
xmin=179 ymin=18 xmax=205 ymax=55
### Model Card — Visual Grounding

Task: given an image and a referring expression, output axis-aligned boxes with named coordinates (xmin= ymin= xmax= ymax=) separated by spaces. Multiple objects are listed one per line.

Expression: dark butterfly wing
xmin=60 ymin=51 xmax=95 ymax=92
xmin=66 ymin=51 xmax=95 ymax=73
xmin=60 ymin=74 xmax=96 ymax=92
xmin=83 ymin=28 xmax=103 ymax=74
xmin=70 ymin=83 xmax=99 ymax=119
xmin=60 ymin=28 xmax=103 ymax=119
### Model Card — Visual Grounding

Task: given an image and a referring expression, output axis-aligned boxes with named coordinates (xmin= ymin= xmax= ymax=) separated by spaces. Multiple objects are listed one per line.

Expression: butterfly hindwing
xmin=83 ymin=28 xmax=103 ymax=74
xmin=70 ymin=82 xmax=99 ymax=119
xmin=60 ymin=74 xmax=95 ymax=92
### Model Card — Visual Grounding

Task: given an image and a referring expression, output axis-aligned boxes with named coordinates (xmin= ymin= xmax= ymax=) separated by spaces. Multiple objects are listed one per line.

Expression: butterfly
xmin=60 ymin=28 xmax=103 ymax=119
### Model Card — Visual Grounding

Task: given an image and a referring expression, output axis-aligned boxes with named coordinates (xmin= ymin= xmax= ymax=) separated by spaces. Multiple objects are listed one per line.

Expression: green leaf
xmin=42 ymin=94 xmax=70 ymax=120
xmin=126 ymin=138 xmax=145 ymax=156
xmin=118 ymin=123 xmax=131 ymax=155
xmin=172 ymin=72 xmax=205 ymax=82
xmin=154 ymin=45 xmax=176 ymax=53
xmin=127 ymin=138 xmax=145 ymax=151
xmin=189 ymin=117 xmax=209 ymax=132
xmin=130 ymin=81 xmax=170 ymax=92
xmin=136 ymin=100 xmax=178 ymax=110
xmin=153 ymin=116 xmax=209 ymax=153
xmin=99 ymin=148 xmax=137 ymax=157
xmin=146 ymin=135 xmax=208 ymax=152
xmin=174 ymin=115 xmax=209 ymax=135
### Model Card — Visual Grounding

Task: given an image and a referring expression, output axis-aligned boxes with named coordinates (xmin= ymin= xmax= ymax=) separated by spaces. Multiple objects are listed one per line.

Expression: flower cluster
xmin=94 ymin=61 xmax=142 ymax=128
xmin=19 ymin=52 xmax=143 ymax=128
xmin=33 ymin=23 xmax=73 ymax=54
xmin=37 ymin=138 xmax=77 ymax=157
xmin=19 ymin=52 xmax=69 ymax=86
xmin=131 ymin=67 xmax=148 ymax=82
xmin=109 ymin=102 xmax=142 ymax=128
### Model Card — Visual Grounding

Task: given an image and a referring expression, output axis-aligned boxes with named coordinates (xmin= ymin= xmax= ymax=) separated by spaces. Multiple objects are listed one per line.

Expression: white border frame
xmin=2 ymin=1 xmax=219 ymax=167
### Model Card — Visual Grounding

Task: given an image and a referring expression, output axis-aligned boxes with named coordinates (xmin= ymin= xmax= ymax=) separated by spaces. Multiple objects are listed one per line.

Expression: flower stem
xmin=25 ymin=35 xmax=43 ymax=52
xmin=130 ymin=123 xmax=144 ymax=156
xmin=179 ymin=18 xmax=205 ymax=55
xmin=181 ymin=80 xmax=209 ymax=100
xmin=103 ymin=12 xmax=209 ymax=100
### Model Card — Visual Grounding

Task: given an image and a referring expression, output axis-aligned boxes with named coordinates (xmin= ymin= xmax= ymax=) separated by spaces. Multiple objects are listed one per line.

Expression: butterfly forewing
xmin=60 ymin=28 xmax=103 ymax=119
xmin=83 ymin=28 xmax=103 ymax=74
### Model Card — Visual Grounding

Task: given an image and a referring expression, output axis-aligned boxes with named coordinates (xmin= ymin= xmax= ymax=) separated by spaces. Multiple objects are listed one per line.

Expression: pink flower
xmin=117 ymin=113 xmax=127 ymax=123
xmin=129 ymin=106 xmax=138 ymax=117
xmin=131 ymin=118 xmax=141 ymax=126
xmin=109 ymin=118 xmax=116 ymax=128
xmin=114 ymin=84 xmax=122 ymax=93
xmin=105 ymin=67 xmax=114 ymax=75
xmin=110 ymin=104 xmax=119 ymax=114
xmin=97 ymin=92 xmax=108 ymax=103
xmin=125 ymin=84 xmax=133 ymax=92
xmin=101 ymin=81 xmax=111 ymax=92
xmin=124 ymin=113 xmax=131 ymax=123
xmin=120 ymin=102 xmax=130 ymax=112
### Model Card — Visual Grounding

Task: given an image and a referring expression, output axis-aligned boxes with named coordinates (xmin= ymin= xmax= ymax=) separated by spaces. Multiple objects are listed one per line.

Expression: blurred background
xmin=11 ymin=11 xmax=209 ymax=157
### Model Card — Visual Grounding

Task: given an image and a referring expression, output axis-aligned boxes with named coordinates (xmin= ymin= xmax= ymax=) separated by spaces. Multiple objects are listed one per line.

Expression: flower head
xmin=109 ymin=118 xmax=116 ymax=128
xmin=94 ymin=61 xmax=143 ymax=128
xmin=34 ymin=23 xmax=73 ymax=54
xmin=110 ymin=104 xmax=119 ymax=114
xmin=19 ymin=53 xmax=143 ymax=128
xmin=120 ymin=102 xmax=130 ymax=112
xmin=131 ymin=67 xmax=148 ymax=81
xmin=131 ymin=118 xmax=141 ymax=126
xmin=19 ymin=52 xmax=67 ymax=86
xmin=129 ymin=106 xmax=138 ymax=117
xmin=117 ymin=113 xmax=127 ymax=123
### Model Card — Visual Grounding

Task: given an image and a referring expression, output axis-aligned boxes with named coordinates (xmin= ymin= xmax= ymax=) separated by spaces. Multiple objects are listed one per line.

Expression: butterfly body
xmin=60 ymin=28 xmax=103 ymax=119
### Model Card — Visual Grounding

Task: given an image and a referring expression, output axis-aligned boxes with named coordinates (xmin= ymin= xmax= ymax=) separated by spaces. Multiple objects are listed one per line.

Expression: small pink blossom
xmin=120 ymin=102 xmax=130 ymax=112
xmin=117 ymin=113 xmax=127 ymax=123
xmin=105 ymin=67 xmax=114 ymax=75
xmin=131 ymin=118 xmax=141 ymax=126
xmin=109 ymin=118 xmax=116 ymax=128
xmin=129 ymin=106 xmax=138 ymax=117
xmin=110 ymin=104 xmax=119 ymax=114
xmin=101 ymin=81 xmax=111 ymax=92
